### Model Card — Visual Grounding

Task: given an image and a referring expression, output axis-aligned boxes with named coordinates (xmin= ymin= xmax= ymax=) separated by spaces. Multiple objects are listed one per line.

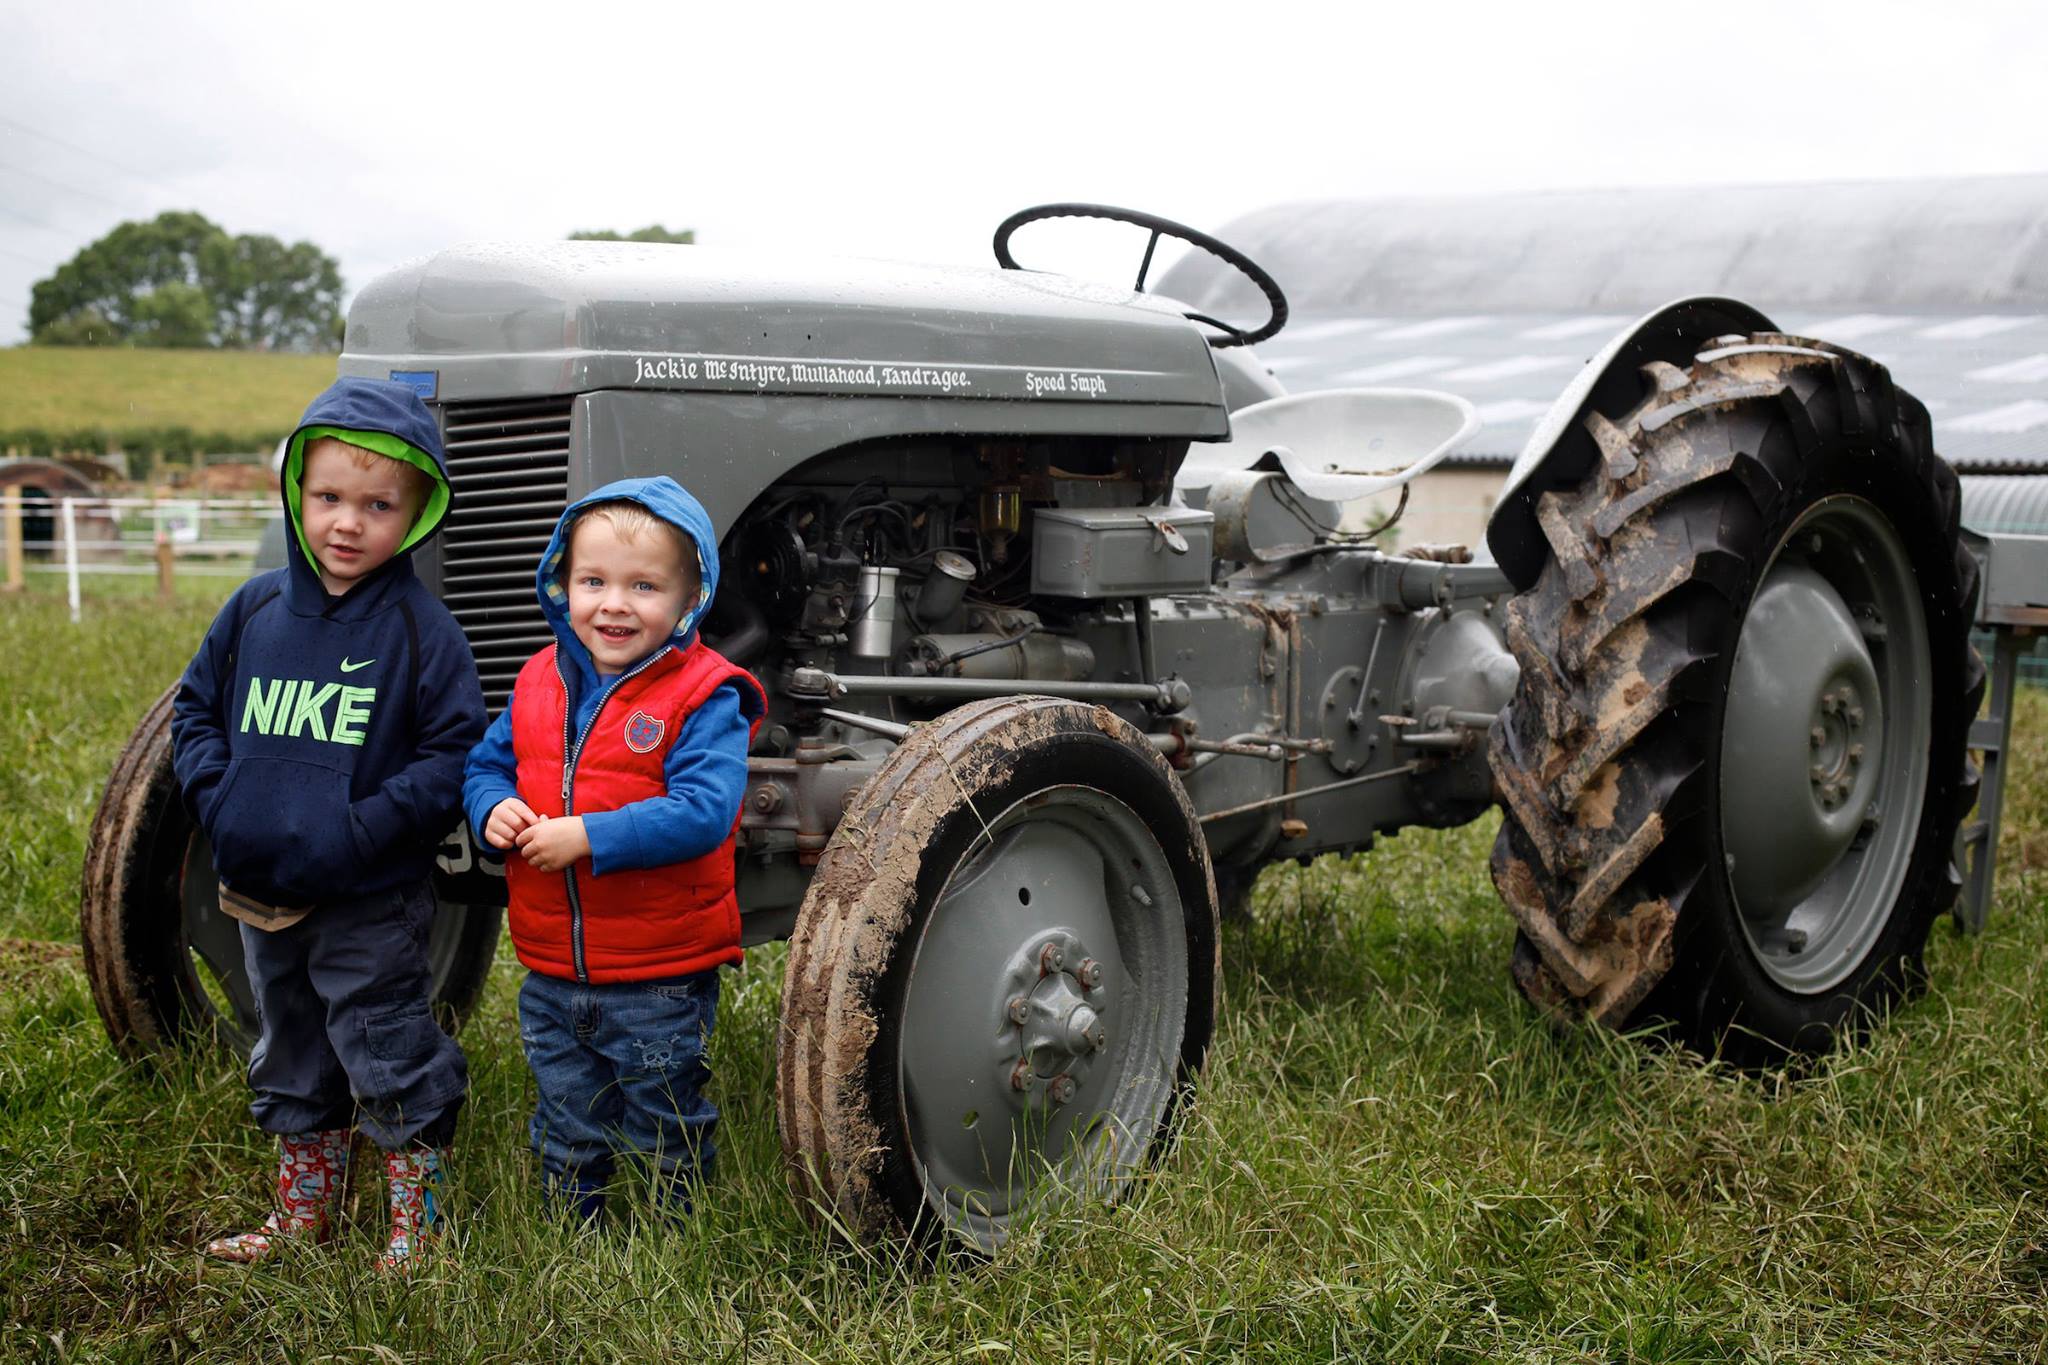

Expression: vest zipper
xmin=556 ymin=643 xmax=672 ymax=983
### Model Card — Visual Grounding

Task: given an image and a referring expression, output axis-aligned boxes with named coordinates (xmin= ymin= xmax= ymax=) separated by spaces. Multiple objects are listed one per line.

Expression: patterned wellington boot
xmin=204 ymin=1129 xmax=352 ymax=1262
xmin=377 ymin=1148 xmax=446 ymax=1273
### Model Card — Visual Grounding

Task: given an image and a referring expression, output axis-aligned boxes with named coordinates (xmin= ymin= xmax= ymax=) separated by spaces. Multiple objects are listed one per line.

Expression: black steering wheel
xmin=992 ymin=202 xmax=1288 ymax=349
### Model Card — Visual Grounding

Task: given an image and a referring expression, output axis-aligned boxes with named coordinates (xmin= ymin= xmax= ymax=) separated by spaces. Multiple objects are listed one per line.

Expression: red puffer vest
xmin=506 ymin=640 xmax=765 ymax=983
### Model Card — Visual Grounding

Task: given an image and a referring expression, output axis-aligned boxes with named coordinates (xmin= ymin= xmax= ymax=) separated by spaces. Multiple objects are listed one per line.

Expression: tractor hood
xmin=340 ymin=241 xmax=1227 ymax=413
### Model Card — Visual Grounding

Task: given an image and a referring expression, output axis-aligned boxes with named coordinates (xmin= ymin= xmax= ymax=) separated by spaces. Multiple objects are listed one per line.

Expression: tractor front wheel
xmin=776 ymin=696 xmax=1219 ymax=1252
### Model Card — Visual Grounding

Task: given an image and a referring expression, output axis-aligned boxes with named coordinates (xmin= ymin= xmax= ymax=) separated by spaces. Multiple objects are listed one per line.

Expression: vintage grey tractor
xmin=80 ymin=205 xmax=2037 ymax=1253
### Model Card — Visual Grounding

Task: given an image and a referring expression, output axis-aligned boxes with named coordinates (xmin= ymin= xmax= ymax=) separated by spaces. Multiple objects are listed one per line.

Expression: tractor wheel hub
xmin=1723 ymin=560 xmax=1884 ymax=921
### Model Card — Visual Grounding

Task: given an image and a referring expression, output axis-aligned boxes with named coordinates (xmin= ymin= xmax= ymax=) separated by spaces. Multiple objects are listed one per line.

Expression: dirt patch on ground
xmin=0 ymin=936 xmax=83 ymax=989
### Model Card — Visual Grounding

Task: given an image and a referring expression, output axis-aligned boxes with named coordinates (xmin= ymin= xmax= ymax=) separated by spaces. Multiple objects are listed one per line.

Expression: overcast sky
xmin=3 ymin=0 xmax=2045 ymax=347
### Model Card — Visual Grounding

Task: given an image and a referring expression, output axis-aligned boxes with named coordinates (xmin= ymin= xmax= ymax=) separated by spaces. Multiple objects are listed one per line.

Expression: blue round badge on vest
xmin=624 ymin=711 xmax=665 ymax=753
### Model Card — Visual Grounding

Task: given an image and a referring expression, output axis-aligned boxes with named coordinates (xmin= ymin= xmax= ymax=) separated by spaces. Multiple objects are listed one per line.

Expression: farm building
xmin=1159 ymin=175 xmax=2048 ymax=552
xmin=0 ymin=457 xmax=119 ymax=552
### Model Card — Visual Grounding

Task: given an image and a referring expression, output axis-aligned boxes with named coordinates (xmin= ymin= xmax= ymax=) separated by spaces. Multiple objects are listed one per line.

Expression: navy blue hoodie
xmin=171 ymin=377 xmax=486 ymax=905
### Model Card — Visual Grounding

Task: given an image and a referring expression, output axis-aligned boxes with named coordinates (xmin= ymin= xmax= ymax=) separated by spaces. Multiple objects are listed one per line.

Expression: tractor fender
xmin=1483 ymin=296 xmax=1776 ymax=589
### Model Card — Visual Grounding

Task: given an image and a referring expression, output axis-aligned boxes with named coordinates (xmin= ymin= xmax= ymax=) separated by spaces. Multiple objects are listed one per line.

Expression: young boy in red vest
xmin=462 ymin=476 xmax=765 ymax=1221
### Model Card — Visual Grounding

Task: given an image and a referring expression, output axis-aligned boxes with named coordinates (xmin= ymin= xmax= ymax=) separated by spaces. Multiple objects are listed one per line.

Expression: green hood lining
xmin=284 ymin=425 xmax=451 ymax=577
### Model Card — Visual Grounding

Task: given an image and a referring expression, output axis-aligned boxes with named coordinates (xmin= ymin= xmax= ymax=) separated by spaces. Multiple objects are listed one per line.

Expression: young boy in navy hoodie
xmin=462 ymin=476 xmax=764 ymax=1223
xmin=172 ymin=376 xmax=485 ymax=1270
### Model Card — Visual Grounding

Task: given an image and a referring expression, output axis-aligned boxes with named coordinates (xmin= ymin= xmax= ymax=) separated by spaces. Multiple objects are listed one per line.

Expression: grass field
xmin=2 ymin=573 xmax=2044 ymax=1362
xmin=0 ymin=347 xmax=337 ymax=452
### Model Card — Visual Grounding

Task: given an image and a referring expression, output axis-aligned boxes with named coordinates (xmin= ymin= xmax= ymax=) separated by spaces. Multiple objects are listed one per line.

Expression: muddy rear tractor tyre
xmin=777 ymin=696 xmax=1218 ymax=1252
xmin=1490 ymin=336 xmax=1981 ymax=1065
xmin=80 ymin=684 xmax=504 ymax=1060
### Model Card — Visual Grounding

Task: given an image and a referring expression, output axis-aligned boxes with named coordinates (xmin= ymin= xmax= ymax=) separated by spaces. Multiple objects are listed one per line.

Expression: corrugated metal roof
xmin=1161 ymin=176 xmax=2048 ymax=315
xmin=1167 ymin=177 xmax=2048 ymax=473
xmin=1961 ymin=474 xmax=2048 ymax=533
xmin=1244 ymin=310 xmax=2048 ymax=471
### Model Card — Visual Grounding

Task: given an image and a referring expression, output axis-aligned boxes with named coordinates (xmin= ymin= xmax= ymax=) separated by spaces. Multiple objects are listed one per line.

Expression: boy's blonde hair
xmin=569 ymin=501 xmax=700 ymax=587
xmin=304 ymin=435 xmax=433 ymax=508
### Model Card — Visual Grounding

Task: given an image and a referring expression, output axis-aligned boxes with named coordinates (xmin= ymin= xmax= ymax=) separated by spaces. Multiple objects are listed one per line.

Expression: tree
xmin=207 ymin=233 xmax=344 ymax=350
xmin=568 ymin=225 xmax=695 ymax=244
xmin=130 ymin=280 xmax=213 ymax=347
xmin=29 ymin=210 xmax=216 ymax=346
xmin=28 ymin=211 xmax=344 ymax=350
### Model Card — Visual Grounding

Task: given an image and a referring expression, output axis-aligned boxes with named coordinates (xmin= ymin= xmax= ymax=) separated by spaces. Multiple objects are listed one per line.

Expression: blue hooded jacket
xmin=462 ymin=476 xmax=759 ymax=877
xmin=171 ymin=376 xmax=487 ymax=905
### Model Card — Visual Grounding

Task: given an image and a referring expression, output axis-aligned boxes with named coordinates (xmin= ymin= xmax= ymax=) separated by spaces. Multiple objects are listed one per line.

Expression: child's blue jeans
xmin=516 ymin=967 xmax=719 ymax=1212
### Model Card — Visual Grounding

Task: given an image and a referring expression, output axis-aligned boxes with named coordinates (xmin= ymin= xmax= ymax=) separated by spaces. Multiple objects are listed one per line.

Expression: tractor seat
xmin=1175 ymin=388 xmax=1481 ymax=502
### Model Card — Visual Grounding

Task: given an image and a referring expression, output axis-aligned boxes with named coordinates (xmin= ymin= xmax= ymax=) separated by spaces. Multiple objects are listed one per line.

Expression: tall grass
xmin=2 ymin=574 xmax=2043 ymax=1361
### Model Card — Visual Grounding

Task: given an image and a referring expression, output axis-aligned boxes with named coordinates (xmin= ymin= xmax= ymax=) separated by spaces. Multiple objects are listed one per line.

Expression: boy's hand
xmin=484 ymin=797 xmax=540 ymax=851
xmin=516 ymin=815 xmax=591 ymax=873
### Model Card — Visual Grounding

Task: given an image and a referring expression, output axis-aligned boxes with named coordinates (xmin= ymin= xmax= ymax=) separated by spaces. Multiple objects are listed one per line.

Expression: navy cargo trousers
xmin=240 ymin=880 xmax=468 ymax=1150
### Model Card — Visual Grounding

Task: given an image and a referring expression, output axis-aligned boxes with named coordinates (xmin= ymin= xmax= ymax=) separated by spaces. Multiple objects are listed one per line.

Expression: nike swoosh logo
xmin=339 ymin=657 xmax=375 ymax=673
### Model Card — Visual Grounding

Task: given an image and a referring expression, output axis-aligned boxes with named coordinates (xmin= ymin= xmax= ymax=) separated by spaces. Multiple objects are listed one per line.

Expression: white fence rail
xmin=2 ymin=492 xmax=282 ymax=621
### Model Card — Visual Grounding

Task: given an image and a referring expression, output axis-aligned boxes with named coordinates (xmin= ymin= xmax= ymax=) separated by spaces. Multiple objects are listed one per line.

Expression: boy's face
xmin=566 ymin=515 xmax=698 ymax=674
xmin=299 ymin=439 xmax=421 ymax=595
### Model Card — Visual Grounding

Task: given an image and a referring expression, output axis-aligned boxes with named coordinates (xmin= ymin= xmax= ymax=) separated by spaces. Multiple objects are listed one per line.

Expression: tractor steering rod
xmin=787 ymin=667 xmax=1194 ymax=714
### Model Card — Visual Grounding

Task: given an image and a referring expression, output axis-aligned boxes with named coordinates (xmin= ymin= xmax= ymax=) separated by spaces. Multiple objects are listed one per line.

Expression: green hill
xmin=0 ymin=347 xmax=339 ymax=456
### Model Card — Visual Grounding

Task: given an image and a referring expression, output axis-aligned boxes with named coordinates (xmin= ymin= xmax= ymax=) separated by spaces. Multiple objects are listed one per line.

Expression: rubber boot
xmin=652 ymin=1165 xmax=699 ymax=1226
xmin=377 ymin=1147 xmax=446 ymax=1273
xmin=543 ymin=1166 xmax=608 ymax=1225
xmin=204 ymin=1129 xmax=351 ymax=1262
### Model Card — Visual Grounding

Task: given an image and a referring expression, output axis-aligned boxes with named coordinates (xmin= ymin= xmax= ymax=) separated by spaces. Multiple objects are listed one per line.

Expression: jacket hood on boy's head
xmin=537 ymin=476 xmax=721 ymax=666
xmin=281 ymin=377 xmax=453 ymax=589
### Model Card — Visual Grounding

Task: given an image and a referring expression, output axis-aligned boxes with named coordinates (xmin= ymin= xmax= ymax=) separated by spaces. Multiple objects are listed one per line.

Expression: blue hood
xmin=536 ymin=476 xmax=720 ymax=697
xmin=280 ymin=376 xmax=453 ymax=612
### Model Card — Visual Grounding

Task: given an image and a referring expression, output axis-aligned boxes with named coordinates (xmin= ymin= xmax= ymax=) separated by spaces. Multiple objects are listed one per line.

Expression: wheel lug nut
xmin=1039 ymin=943 xmax=1065 ymax=974
xmin=1010 ymin=1059 xmax=1032 ymax=1092
xmin=1846 ymin=706 xmax=1864 ymax=728
xmin=1847 ymin=743 xmax=1864 ymax=766
xmin=1007 ymin=995 xmax=1030 ymax=1026
xmin=1048 ymin=1074 xmax=1076 ymax=1105
xmin=1810 ymin=727 xmax=1826 ymax=748
xmin=1075 ymin=958 xmax=1102 ymax=990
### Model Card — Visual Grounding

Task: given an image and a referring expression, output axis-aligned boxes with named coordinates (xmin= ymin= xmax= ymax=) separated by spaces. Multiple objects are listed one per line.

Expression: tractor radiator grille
xmin=438 ymin=396 xmax=573 ymax=711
